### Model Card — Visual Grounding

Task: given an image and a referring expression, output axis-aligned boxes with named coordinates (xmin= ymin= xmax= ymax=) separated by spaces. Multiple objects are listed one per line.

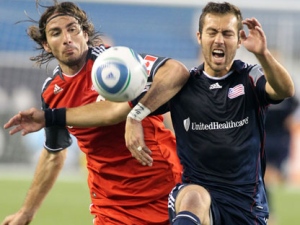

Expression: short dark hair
xmin=198 ymin=2 xmax=243 ymax=34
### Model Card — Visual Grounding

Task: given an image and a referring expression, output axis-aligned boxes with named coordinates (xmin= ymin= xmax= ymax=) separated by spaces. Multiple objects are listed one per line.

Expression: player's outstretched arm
xmin=125 ymin=59 xmax=189 ymax=166
xmin=1 ymin=149 xmax=67 ymax=225
xmin=4 ymin=101 xmax=132 ymax=135
xmin=65 ymin=101 xmax=131 ymax=127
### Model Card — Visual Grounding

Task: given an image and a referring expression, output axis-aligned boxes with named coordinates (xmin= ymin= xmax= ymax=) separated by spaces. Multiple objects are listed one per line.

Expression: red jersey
xmin=41 ymin=45 xmax=182 ymax=224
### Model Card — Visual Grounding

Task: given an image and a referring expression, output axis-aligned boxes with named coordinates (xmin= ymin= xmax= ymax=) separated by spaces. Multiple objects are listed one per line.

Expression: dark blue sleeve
xmin=249 ymin=64 xmax=283 ymax=106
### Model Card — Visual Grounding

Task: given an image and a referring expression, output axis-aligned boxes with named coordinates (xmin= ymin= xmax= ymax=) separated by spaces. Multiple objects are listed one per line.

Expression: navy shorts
xmin=168 ymin=183 xmax=268 ymax=225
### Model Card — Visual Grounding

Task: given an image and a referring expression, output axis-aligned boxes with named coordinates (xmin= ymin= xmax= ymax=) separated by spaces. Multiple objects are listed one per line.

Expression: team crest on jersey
xmin=228 ymin=84 xmax=245 ymax=99
xmin=143 ymin=55 xmax=158 ymax=75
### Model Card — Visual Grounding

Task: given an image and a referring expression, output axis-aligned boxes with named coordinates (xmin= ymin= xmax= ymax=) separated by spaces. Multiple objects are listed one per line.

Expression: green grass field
xmin=1 ymin=175 xmax=300 ymax=225
xmin=0 ymin=175 xmax=93 ymax=225
xmin=268 ymin=185 xmax=300 ymax=225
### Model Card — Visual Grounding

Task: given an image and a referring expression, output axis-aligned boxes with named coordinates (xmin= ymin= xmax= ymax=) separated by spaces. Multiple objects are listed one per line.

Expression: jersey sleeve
xmin=128 ymin=53 xmax=170 ymax=114
xmin=249 ymin=64 xmax=282 ymax=106
xmin=43 ymin=126 xmax=73 ymax=151
xmin=41 ymin=77 xmax=72 ymax=152
xmin=139 ymin=53 xmax=170 ymax=81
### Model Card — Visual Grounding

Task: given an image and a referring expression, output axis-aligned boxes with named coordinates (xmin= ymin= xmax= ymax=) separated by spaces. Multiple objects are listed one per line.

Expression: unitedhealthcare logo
xmin=183 ymin=118 xmax=191 ymax=131
xmin=183 ymin=117 xmax=249 ymax=131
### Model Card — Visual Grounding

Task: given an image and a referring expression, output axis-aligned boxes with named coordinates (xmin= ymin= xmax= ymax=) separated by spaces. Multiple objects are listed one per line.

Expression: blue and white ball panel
xmin=91 ymin=46 xmax=148 ymax=102
xmin=95 ymin=61 xmax=130 ymax=94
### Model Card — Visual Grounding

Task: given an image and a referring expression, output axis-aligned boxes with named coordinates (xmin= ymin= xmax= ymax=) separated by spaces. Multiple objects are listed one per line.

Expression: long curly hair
xmin=25 ymin=0 xmax=102 ymax=66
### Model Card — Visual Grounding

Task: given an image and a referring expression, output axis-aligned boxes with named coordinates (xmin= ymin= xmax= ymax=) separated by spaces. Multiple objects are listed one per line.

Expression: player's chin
xmin=212 ymin=55 xmax=225 ymax=65
xmin=212 ymin=59 xmax=228 ymax=69
xmin=64 ymin=56 xmax=82 ymax=67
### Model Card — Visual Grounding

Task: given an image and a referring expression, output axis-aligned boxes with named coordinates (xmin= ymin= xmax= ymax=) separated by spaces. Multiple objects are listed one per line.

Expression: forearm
xmin=125 ymin=59 xmax=189 ymax=167
xmin=256 ymin=50 xmax=295 ymax=99
xmin=45 ymin=101 xmax=131 ymax=128
xmin=139 ymin=59 xmax=189 ymax=112
xmin=66 ymin=101 xmax=131 ymax=127
xmin=19 ymin=149 xmax=66 ymax=217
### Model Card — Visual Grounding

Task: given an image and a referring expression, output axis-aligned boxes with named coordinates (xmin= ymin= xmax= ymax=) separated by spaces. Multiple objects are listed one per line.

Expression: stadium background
xmin=1 ymin=0 xmax=300 ymax=224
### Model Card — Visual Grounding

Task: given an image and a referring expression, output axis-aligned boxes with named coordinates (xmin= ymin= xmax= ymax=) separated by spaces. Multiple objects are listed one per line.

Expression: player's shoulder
xmin=188 ymin=63 xmax=205 ymax=79
xmin=88 ymin=45 xmax=107 ymax=61
xmin=230 ymin=60 xmax=265 ymax=84
xmin=231 ymin=60 xmax=260 ymax=74
xmin=236 ymin=60 xmax=264 ymax=83
xmin=138 ymin=52 xmax=170 ymax=77
xmin=139 ymin=53 xmax=169 ymax=66
xmin=41 ymin=66 xmax=63 ymax=93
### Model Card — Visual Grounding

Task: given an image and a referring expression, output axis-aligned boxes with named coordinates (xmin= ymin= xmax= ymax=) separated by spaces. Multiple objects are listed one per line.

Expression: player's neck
xmin=62 ymin=63 xmax=86 ymax=77
xmin=59 ymin=59 xmax=86 ymax=76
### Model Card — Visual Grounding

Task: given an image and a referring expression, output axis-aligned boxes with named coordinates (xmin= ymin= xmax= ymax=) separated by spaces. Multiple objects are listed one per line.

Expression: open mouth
xmin=212 ymin=49 xmax=225 ymax=58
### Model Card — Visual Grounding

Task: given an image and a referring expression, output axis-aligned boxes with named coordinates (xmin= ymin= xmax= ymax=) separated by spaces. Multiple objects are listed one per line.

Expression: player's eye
xmin=223 ymin=31 xmax=234 ymax=37
xmin=68 ymin=25 xmax=81 ymax=35
xmin=208 ymin=32 xmax=216 ymax=37
xmin=50 ymin=31 xmax=60 ymax=37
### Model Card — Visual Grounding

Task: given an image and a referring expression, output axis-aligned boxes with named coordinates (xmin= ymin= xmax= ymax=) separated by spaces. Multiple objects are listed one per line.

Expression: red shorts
xmin=90 ymin=198 xmax=170 ymax=225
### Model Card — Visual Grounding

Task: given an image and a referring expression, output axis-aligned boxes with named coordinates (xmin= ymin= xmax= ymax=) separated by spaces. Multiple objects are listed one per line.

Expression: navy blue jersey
xmin=169 ymin=60 xmax=281 ymax=219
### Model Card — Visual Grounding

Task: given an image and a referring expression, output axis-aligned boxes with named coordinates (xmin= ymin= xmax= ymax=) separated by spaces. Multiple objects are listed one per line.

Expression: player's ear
xmin=42 ymin=41 xmax=52 ymax=53
xmin=237 ymin=33 xmax=242 ymax=49
xmin=83 ymin=31 xmax=89 ymax=43
xmin=196 ymin=31 xmax=202 ymax=45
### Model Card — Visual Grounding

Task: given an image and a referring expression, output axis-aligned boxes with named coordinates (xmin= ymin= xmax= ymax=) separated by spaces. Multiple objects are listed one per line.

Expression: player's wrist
xmin=127 ymin=102 xmax=151 ymax=122
xmin=44 ymin=108 xmax=67 ymax=127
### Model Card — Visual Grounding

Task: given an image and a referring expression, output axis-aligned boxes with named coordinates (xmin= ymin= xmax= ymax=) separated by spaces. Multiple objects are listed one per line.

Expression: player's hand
xmin=1 ymin=211 xmax=33 ymax=225
xmin=3 ymin=108 xmax=45 ymax=136
xmin=240 ymin=18 xmax=267 ymax=55
xmin=125 ymin=117 xmax=153 ymax=166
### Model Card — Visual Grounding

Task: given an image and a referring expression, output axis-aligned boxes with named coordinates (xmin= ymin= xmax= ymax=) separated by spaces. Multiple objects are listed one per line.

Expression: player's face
xmin=197 ymin=13 xmax=241 ymax=77
xmin=43 ymin=15 xmax=89 ymax=73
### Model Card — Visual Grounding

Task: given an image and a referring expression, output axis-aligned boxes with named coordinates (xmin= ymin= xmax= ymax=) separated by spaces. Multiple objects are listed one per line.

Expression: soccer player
xmin=124 ymin=2 xmax=295 ymax=225
xmin=1 ymin=1 xmax=189 ymax=225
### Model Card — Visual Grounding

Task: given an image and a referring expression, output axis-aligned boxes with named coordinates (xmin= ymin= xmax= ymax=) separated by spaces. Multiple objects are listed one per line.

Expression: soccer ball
xmin=91 ymin=46 xmax=148 ymax=102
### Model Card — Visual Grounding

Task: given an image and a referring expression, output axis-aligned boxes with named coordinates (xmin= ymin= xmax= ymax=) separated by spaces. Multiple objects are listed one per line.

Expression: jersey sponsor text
xmin=188 ymin=117 xmax=249 ymax=131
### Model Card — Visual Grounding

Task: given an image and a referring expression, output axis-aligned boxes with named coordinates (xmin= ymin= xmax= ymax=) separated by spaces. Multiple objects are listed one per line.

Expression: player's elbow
xmin=287 ymin=83 xmax=295 ymax=98
xmin=280 ymin=82 xmax=295 ymax=99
